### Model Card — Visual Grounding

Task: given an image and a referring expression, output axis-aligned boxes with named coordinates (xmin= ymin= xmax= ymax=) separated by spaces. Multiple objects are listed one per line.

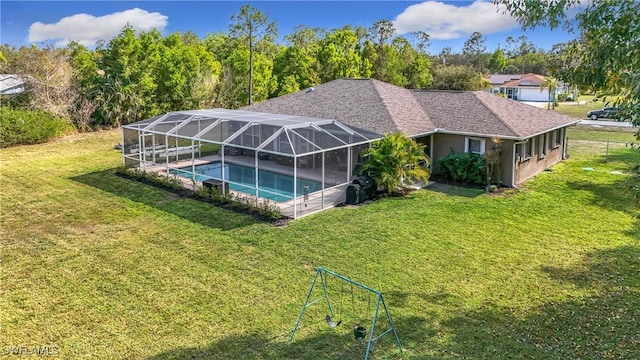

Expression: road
xmin=578 ymin=119 xmax=634 ymax=128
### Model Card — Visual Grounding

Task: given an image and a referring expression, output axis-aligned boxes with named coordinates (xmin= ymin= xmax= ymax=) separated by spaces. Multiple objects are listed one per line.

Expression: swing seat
xmin=353 ymin=325 xmax=367 ymax=341
xmin=325 ymin=315 xmax=342 ymax=328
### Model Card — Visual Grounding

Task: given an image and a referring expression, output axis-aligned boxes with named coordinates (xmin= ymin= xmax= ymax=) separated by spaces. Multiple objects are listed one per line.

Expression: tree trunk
xmin=249 ymin=31 xmax=253 ymax=106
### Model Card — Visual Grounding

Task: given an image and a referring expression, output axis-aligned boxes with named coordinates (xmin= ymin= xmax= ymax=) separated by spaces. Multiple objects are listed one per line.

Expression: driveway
xmin=521 ymin=101 xmax=548 ymax=109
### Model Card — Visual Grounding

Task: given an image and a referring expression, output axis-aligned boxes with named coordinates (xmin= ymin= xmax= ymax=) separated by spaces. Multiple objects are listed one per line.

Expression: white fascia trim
xmin=433 ymin=122 xmax=578 ymax=142
xmin=524 ymin=121 xmax=581 ymax=139
xmin=434 ymin=128 xmax=522 ymax=141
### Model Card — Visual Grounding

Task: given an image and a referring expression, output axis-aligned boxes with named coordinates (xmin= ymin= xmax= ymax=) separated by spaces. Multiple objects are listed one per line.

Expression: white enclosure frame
xmin=121 ymin=109 xmax=380 ymax=218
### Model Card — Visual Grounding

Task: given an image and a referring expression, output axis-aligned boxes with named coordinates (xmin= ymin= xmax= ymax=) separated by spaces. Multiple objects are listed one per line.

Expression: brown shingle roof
xmin=412 ymin=90 xmax=518 ymax=137
xmin=245 ymin=78 xmax=578 ymax=140
xmin=370 ymin=79 xmax=434 ymax=135
xmin=244 ymin=78 xmax=400 ymax=135
xmin=244 ymin=78 xmax=435 ymax=136
xmin=472 ymin=90 xmax=578 ymax=138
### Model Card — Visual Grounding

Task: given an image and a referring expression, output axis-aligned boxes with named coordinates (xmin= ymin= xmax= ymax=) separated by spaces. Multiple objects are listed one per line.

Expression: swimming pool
xmin=169 ymin=162 xmax=324 ymax=202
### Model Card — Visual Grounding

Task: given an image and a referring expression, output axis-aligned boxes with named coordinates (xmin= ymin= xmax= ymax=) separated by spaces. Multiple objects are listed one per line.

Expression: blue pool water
xmin=169 ymin=162 xmax=323 ymax=202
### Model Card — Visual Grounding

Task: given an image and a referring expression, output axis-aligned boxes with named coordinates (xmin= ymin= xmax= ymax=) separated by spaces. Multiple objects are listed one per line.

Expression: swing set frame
xmin=290 ymin=267 xmax=403 ymax=360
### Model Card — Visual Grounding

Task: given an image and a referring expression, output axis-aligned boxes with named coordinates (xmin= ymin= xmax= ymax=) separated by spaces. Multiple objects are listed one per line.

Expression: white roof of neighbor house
xmin=0 ymin=74 xmax=27 ymax=95
xmin=487 ymin=74 xmax=521 ymax=85
xmin=123 ymin=109 xmax=381 ymax=156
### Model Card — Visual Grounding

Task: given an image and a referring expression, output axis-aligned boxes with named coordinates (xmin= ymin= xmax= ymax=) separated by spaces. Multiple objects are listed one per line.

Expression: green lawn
xmin=567 ymin=128 xmax=636 ymax=142
xmin=553 ymin=96 xmax=622 ymax=120
xmin=1 ymin=130 xmax=639 ymax=359
xmin=554 ymin=102 xmax=603 ymax=119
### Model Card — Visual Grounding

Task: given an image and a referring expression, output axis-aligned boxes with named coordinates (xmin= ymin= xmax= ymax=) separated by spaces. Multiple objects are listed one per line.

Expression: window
xmin=553 ymin=129 xmax=563 ymax=148
xmin=545 ymin=132 xmax=550 ymax=152
xmin=526 ymin=137 xmax=534 ymax=159
xmin=538 ymin=134 xmax=548 ymax=159
xmin=465 ymin=137 xmax=485 ymax=155
xmin=517 ymin=138 xmax=534 ymax=162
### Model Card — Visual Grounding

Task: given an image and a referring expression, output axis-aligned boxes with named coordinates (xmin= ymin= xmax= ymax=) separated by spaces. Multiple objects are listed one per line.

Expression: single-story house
xmin=121 ymin=78 xmax=579 ymax=218
xmin=0 ymin=74 xmax=27 ymax=95
xmin=245 ymin=78 xmax=580 ymax=187
xmin=487 ymin=73 xmax=553 ymax=102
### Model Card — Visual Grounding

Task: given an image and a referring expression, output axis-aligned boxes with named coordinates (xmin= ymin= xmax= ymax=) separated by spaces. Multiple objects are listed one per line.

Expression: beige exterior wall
xmin=514 ymin=131 xmax=565 ymax=185
xmin=424 ymin=128 xmax=568 ymax=187
xmin=431 ymin=134 xmax=467 ymax=172
xmin=496 ymin=139 xmax=516 ymax=187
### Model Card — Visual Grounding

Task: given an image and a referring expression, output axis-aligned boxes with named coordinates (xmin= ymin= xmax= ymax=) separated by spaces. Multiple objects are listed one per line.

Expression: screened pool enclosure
xmin=121 ymin=109 xmax=380 ymax=218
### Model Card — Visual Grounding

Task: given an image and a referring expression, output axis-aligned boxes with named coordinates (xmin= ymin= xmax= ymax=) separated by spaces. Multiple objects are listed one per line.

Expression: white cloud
xmin=28 ymin=8 xmax=168 ymax=47
xmin=393 ymin=0 xmax=519 ymax=39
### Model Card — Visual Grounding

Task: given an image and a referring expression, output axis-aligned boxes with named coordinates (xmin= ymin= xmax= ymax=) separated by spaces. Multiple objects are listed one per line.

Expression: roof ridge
xmin=369 ymin=79 xmax=401 ymax=133
xmin=472 ymin=91 xmax=521 ymax=137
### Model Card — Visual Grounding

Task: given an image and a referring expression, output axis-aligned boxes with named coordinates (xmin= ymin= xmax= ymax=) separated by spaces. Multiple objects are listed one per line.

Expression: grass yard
xmin=1 ymin=129 xmax=639 ymax=359
xmin=553 ymin=95 xmax=622 ymax=120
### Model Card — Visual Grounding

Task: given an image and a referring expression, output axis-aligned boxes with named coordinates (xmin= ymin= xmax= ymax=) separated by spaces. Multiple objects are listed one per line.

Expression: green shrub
xmin=557 ymin=93 xmax=568 ymax=102
xmin=115 ymin=166 xmax=283 ymax=221
xmin=200 ymin=142 xmax=221 ymax=156
xmin=0 ymin=106 xmax=73 ymax=147
xmin=438 ymin=151 xmax=485 ymax=185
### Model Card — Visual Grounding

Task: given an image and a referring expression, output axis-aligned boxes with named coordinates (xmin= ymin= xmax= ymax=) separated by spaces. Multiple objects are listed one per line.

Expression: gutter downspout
xmin=562 ymin=127 xmax=568 ymax=160
xmin=512 ymin=140 xmax=528 ymax=187
xmin=430 ymin=133 xmax=435 ymax=174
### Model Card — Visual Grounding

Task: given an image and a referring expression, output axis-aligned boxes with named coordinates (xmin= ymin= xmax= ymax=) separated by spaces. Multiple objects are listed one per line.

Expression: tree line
xmin=1 ymin=3 xmax=636 ymax=132
xmin=1 ymin=5 xmax=563 ymax=130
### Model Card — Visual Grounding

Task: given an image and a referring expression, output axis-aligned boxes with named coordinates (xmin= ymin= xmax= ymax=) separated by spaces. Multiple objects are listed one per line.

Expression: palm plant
xmin=540 ymin=76 xmax=560 ymax=110
xmin=358 ymin=133 xmax=430 ymax=194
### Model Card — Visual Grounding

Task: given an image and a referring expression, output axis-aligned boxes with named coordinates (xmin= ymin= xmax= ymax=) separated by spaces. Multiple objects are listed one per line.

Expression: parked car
xmin=587 ymin=107 xmax=620 ymax=120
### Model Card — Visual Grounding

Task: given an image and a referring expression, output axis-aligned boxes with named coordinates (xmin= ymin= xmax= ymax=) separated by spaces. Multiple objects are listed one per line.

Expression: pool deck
xmin=139 ymin=154 xmax=351 ymax=218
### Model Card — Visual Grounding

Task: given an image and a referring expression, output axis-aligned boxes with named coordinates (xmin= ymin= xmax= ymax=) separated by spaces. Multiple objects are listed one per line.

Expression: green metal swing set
xmin=290 ymin=267 xmax=403 ymax=360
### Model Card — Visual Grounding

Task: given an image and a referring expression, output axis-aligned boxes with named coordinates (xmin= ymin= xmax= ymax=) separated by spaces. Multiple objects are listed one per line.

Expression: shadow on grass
xmin=71 ymin=169 xmax=258 ymax=231
xmin=146 ymin=325 xmax=409 ymax=360
xmin=542 ymin=245 xmax=640 ymax=289
xmin=425 ymin=182 xmax=484 ymax=199
xmin=597 ymin=148 xmax=640 ymax=165
xmin=626 ymin=220 xmax=640 ymax=240
xmin=443 ymin=289 xmax=639 ymax=359
xmin=566 ymin=176 xmax=638 ymax=214
xmin=442 ymin=245 xmax=640 ymax=359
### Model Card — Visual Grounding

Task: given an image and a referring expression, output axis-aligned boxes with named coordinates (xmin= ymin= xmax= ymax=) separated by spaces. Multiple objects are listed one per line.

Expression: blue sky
xmin=1 ymin=1 xmax=579 ymax=54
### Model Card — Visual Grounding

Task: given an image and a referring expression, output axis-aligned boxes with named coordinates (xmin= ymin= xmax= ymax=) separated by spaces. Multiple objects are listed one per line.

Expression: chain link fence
xmin=567 ymin=138 xmax=637 ymax=162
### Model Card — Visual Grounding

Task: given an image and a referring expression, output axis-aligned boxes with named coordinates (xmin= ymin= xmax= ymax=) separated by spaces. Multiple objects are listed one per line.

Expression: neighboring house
xmin=487 ymin=73 xmax=552 ymax=102
xmin=245 ymin=78 xmax=580 ymax=187
xmin=0 ymin=74 xmax=27 ymax=95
